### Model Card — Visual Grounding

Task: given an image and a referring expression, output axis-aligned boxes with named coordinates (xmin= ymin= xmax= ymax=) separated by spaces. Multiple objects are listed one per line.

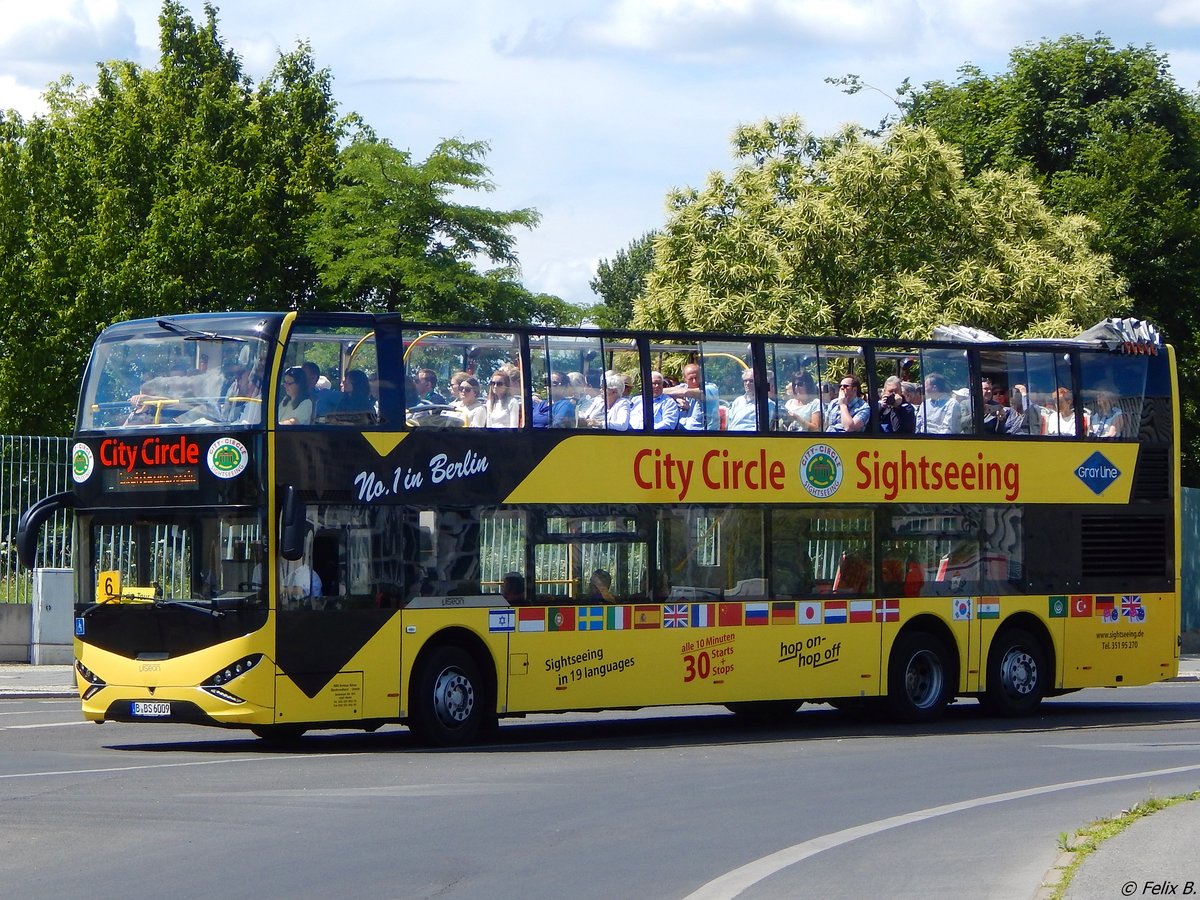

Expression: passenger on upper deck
xmin=333 ymin=369 xmax=377 ymax=422
xmin=277 ymin=366 xmax=312 ymax=425
xmin=485 ymin=372 xmax=520 ymax=428
xmin=304 ymin=361 xmax=339 ymax=418
xmin=532 ymin=373 xmax=577 ymax=428
xmin=981 ymin=378 xmax=1006 ymax=434
xmin=824 ymin=375 xmax=869 ymax=433
xmin=414 ymin=368 xmax=447 ymax=406
xmin=631 ymin=371 xmax=680 ymax=431
xmin=728 ymin=370 xmax=771 ymax=431
xmin=453 ymin=376 xmax=487 ymax=427
xmin=1005 ymin=384 xmax=1035 ymax=435
xmin=917 ymin=373 xmax=961 ymax=434
xmin=583 ymin=373 xmax=632 ymax=430
xmin=1041 ymin=386 xmax=1080 ymax=436
xmin=781 ymin=371 xmax=821 ymax=431
xmin=1088 ymin=386 xmax=1125 ymax=439
xmin=223 ymin=363 xmax=262 ymax=424
xmin=877 ymin=375 xmax=915 ymax=433
xmin=665 ymin=363 xmax=720 ymax=431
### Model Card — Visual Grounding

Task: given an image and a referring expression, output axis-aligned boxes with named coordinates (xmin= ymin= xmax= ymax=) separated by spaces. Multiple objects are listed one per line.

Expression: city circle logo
xmin=206 ymin=438 xmax=248 ymax=479
xmin=799 ymin=443 xmax=843 ymax=498
xmin=71 ymin=442 xmax=94 ymax=483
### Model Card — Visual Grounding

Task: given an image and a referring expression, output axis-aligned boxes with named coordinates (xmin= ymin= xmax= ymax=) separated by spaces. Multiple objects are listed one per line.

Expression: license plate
xmin=131 ymin=701 xmax=171 ymax=717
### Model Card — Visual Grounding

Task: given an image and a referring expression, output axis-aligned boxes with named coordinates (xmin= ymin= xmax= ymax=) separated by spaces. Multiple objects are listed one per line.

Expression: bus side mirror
xmin=16 ymin=491 xmax=76 ymax=569
xmin=280 ymin=486 xmax=307 ymax=561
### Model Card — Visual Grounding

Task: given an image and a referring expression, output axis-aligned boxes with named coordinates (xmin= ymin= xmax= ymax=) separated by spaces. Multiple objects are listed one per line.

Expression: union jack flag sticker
xmin=1121 ymin=595 xmax=1146 ymax=622
xmin=663 ymin=604 xmax=689 ymax=627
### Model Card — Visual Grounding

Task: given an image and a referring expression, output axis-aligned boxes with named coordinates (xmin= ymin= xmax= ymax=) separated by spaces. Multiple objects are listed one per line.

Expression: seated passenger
xmin=532 ymin=374 xmax=577 ymax=428
xmin=223 ymin=364 xmax=262 ymax=424
xmin=334 ymin=369 xmax=377 ymax=419
xmin=583 ymin=373 xmax=631 ymax=430
xmin=781 ymin=372 xmax=821 ymax=431
xmin=630 ymin=371 xmax=681 ymax=431
xmin=414 ymin=368 xmax=447 ymax=405
xmin=501 ymin=572 xmax=527 ymax=605
xmin=1004 ymin=384 xmax=1036 ymax=435
xmin=824 ymin=375 xmax=869 ymax=433
xmin=1088 ymin=387 xmax=1125 ymax=439
xmin=665 ymin=363 xmax=720 ymax=431
xmin=277 ymin=366 xmax=312 ymax=425
xmin=917 ymin=373 xmax=961 ymax=434
xmin=1042 ymin=386 xmax=1080 ymax=436
xmin=485 ymin=372 xmax=520 ymax=428
xmin=728 ymin=370 xmax=771 ymax=431
xmin=588 ymin=569 xmax=617 ymax=602
xmin=876 ymin=375 xmax=915 ymax=433
xmin=452 ymin=376 xmax=487 ymax=427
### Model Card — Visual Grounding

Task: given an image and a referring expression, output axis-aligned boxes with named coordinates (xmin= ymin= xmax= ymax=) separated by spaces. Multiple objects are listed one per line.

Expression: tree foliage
xmin=0 ymin=1 xmax=572 ymax=436
xmin=634 ymin=117 xmax=1126 ymax=338
xmin=306 ymin=137 xmax=565 ymax=324
xmin=0 ymin=1 xmax=341 ymax=434
xmin=589 ymin=230 xmax=657 ymax=328
xmin=901 ymin=34 xmax=1200 ymax=479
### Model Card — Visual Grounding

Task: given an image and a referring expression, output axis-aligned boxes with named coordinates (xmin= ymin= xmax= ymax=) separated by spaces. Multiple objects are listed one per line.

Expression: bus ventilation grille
xmin=1131 ymin=447 xmax=1170 ymax=501
xmin=1081 ymin=515 xmax=1168 ymax=578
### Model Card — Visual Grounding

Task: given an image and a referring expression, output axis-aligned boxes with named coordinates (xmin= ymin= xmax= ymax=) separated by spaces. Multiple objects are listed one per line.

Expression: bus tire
xmin=980 ymin=627 xmax=1047 ymax=717
xmin=409 ymin=645 xmax=488 ymax=747
xmin=886 ymin=631 xmax=953 ymax=723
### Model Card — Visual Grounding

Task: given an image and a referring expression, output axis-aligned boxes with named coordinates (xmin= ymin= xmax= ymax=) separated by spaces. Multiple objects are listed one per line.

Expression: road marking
xmin=684 ymin=762 xmax=1200 ymax=900
xmin=0 ymin=753 xmax=364 ymax=780
xmin=1 ymin=721 xmax=92 ymax=730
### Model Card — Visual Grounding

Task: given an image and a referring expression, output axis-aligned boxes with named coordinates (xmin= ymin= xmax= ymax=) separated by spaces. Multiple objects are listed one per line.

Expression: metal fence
xmin=1 ymin=436 xmax=72 ymax=603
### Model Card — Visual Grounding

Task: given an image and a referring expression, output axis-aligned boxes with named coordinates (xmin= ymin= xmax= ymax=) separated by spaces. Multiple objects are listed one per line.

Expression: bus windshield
xmin=79 ymin=315 xmax=273 ymax=432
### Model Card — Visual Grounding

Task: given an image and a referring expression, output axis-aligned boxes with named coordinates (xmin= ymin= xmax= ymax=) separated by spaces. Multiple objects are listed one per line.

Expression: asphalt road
xmin=3 ymin=685 xmax=1200 ymax=900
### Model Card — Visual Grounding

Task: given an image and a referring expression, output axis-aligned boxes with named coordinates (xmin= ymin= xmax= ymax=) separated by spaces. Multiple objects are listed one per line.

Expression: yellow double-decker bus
xmin=17 ymin=313 xmax=1179 ymax=745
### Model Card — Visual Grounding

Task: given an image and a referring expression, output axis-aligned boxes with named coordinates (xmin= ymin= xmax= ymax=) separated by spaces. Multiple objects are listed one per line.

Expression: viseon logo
xmin=1075 ymin=451 xmax=1121 ymax=495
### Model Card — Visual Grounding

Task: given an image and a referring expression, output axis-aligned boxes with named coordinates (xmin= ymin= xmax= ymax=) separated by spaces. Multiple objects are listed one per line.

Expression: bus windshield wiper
xmin=156 ymin=319 xmax=247 ymax=343
xmin=154 ymin=597 xmax=225 ymax=618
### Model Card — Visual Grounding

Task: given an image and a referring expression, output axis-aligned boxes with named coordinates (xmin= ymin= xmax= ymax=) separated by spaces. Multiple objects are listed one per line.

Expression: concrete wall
xmin=0 ymin=604 xmax=32 ymax=663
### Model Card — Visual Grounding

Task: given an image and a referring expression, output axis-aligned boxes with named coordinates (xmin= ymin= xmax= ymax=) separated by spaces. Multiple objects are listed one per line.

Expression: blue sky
xmin=3 ymin=1 xmax=1200 ymax=307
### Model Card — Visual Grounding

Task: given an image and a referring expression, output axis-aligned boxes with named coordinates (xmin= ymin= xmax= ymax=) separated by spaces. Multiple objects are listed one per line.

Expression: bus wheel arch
xmin=407 ymin=629 xmax=498 ymax=747
xmin=885 ymin=617 xmax=959 ymax=723
xmin=980 ymin=615 xmax=1053 ymax=717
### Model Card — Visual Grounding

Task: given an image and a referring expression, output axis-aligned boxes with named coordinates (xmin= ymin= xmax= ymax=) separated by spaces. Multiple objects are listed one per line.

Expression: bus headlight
xmin=200 ymin=654 xmax=264 ymax=704
xmin=76 ymin=660 xmax=106 ymax=701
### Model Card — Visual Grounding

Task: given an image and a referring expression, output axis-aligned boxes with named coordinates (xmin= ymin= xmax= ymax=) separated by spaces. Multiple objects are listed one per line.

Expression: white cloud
xmin=1157 ymin=1 xmax=1200 ymax=27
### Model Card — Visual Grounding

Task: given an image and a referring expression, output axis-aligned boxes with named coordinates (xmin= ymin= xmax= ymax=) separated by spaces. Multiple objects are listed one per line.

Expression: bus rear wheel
xmin=980 ymin=627 xmax=1047 ymax=717
xmin=887 ymin=631 xmax=953 ymax=723
xmin=409 ymin=645 xmax=490 ymax=747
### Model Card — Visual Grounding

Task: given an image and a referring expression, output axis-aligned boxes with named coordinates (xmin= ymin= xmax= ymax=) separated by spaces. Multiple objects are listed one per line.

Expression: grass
xmin=1043 ymin=791 xmax=1200 ymax=899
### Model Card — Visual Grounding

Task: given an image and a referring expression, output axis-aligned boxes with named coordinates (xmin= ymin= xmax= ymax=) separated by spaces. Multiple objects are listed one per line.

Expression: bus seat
xmin=726 ymin=577 xmax=766 ymax=598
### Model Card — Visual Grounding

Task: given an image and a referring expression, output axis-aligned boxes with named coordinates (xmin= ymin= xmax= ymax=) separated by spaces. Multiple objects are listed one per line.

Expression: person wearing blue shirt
xmin=824 ymin=375 xmax=870 ymax=432
xmin=665 ymin=363 xmax=720 ymax=430
xmin=630 ymin=371 xmax=680 ymax=431
xmin=532 ymin=373 xmax=577 ymax=428
xmin=727 ymin=371 xmax=774 ymax=431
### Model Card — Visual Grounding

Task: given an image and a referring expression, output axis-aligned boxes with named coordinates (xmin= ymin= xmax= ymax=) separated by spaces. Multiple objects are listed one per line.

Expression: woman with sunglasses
xmin=453 ymin=376 xmax=487 ymax=427
xmin=277 ymin=365 xmax=312 ymax=425
xmin=485 ymin=372 xmax=520 ymax=428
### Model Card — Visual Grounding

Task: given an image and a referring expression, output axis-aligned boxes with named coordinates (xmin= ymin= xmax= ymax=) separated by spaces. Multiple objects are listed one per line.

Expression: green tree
xmin=0 ymin=1 xmax=341 ymax=434
xmin=589 ymin=231 xmax=657 ymax=328
xmin=306 ymin=137 xmax=566 ymax=324
xmin=900 ymin=34 xmax=1200 ymax=477
xmin=635 ymin=117 xmax=1126 ymax=338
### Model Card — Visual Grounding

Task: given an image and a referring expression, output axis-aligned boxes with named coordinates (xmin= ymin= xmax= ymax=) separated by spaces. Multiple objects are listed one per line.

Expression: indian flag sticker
xmin=799 ymin=443 xmax=843 ymax=499
xmin=71 ymin=442 xmax=94 ymax=483
xmin=206 ymin=438 xmax=248 ymax=479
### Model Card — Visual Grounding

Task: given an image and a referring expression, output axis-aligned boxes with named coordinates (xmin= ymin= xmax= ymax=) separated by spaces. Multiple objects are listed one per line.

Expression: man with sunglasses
xmin=824 ymin=375 xmax=870 ymax=432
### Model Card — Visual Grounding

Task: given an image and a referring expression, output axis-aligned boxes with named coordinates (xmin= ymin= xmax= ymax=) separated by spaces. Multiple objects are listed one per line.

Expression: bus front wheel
xmin=409 ymin=645 xmax=489 ymax=747
xmin=981 ymin=627 xmax=1047 ymax=717
xmin=887 ymin=631 xmax=953 ymax=723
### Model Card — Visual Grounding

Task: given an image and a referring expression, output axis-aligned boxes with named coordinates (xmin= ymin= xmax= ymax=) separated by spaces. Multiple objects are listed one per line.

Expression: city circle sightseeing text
xmin=856 ymin=449 xmax=1020 ymax=501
